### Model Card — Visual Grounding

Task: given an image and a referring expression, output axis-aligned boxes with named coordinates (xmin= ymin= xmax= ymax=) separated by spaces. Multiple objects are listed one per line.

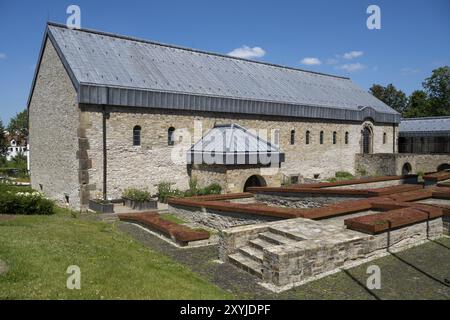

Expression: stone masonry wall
xmin=262 ymin=218 xmax=443 ymax=287
xmin=255 ymin=193 xmax=364 ymax=209
xmin=192 ymin=164 xmax=281 ymax=193
xmin=169 ymin=203 xmax=282 ymax=230
xmin=355 ymin=153 xmax=450 ymax=176
xmin=81 ymin=104 xmax=396 ymax=201
xmin=29 ymin=39 xmax=82 ymax=209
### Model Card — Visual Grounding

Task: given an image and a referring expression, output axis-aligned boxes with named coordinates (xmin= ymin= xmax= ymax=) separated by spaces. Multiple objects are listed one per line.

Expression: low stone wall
xmin=168 ymin=203 xmax=282 ymax=231
xmin=325 ymin=179 xmax=403 ymax=190
xmin=219 ymin=209 xmax=445 ymax=288
xmin=444 ymin=216 xmax=450 ymax=235
xmin=262 ymin=218 xmax=443 ymax=287
xmin=255 ymin=193 xmax=365 ymax=209
xmin=355 ymin=153 xmax=450 ymax=176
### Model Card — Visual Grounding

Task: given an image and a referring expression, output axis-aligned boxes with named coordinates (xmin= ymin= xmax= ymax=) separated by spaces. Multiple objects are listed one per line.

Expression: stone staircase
xmin=228 ymin=228 xmax=301 ymax=278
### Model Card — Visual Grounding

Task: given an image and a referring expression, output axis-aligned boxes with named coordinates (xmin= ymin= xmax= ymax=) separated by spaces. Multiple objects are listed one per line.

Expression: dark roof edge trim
xmin=401 ymin=116 xmax=450 ymax=121
xmin=78 ymin=84 xmax=401 ymax=124
xmin=399 ymin=131 xmax=450 ymax=137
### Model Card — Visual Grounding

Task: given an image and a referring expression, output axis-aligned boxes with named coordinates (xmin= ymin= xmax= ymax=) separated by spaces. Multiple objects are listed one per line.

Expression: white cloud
xmin=227 ymin=46 xmax=266 ymax=59
xmin=300 ymin=57 xmax=322 ymax=66
xmin=337 ymin=63 xmax=365 ymax=72
xmin=0 ymin=53 xmax=6 ymax=59
xmin=342 ymin=51 xmax=363 ymax=59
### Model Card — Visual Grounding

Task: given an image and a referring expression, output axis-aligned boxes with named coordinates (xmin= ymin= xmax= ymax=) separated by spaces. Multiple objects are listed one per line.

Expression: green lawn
xmin=0 ymin=208 xmax=231 ymax=300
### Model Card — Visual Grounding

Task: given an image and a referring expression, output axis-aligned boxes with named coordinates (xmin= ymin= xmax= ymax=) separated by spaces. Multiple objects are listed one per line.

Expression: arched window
xmin=133 ymin=126 xmax=141 ymax=146
xmin=168 ymin=127 xmax=175 ymax=146
xmin=362 ymin=126 xmax=372 ymax=154
xmin=272 ymin=129 xmax=280 ymax=146
xmin=290 ymin=130 xmax=295 ymax=145
xmin=320 ymin=131 xmax=324 ymax=144
xmin=305 ymin=131 xmax=310 ymax=145
xmin=345 ymin=132 xmax=349 ymax=145
xmin=383 ymin=132 xmax=387 ymax=144
xmin=333 ymin=131 xmax=337 ymax=145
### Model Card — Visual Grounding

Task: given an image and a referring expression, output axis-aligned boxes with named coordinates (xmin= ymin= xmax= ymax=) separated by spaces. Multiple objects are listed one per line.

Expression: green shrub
xmin=335 ymin=171 xmax=354 ymax=180
xmin=0 ymin=167 xmax=29 ymax=178
xmin=122 ymin=188 xmax=152 ymax=202
xmin=0 ymin=184 xmax=32 ymax=193
xmin=0 ymin=190 xmax=54 ymax=215
xmin=198 ymin=183 xmax=222 ymax=195
xmin=157 ymin=181 xmax=222 ymax=203
xmin=188 ymin=176 xmax=199 ymax=194
xmin=157 ymin=181 xmax=175 ymax=203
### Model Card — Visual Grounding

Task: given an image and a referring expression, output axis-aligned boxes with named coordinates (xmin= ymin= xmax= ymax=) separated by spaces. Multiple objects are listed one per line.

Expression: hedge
xmin=0 ymin=191 xmax=54 ymax=215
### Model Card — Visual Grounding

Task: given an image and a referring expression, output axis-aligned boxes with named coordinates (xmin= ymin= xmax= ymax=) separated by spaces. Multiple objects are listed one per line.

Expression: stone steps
xmin=259 ymin=231 xmax=299 ymax=245
xmin=228 ymin=252 xmax=263 ymax=278
xmin=267 ymin=227 xmax=305 ymax=241
xmin=248 ymin=237 xmax=274 ymax=250
xmin=229 ymin=230 xmax=303 ymax=278
xmin=238 ymin=245 xmax=263 ymax=263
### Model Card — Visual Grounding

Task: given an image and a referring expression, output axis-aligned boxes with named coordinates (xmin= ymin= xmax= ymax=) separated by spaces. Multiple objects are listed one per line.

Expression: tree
xmin=369 ymin=84 xmax=408 ymax=114
xmin=422 ymin=66 xmax=450 ymax=116
xmin=7 ymin=109 xmax=28 ymax=137
xmin=0 ymin=119 xmax=7 ymax=158
xmin=403 ymin=90 xmax=430 ymax=118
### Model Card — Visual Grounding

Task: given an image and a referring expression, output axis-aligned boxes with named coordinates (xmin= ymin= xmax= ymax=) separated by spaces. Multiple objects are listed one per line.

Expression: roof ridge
xmin=46 ymin=21 xmax=350 ymax=80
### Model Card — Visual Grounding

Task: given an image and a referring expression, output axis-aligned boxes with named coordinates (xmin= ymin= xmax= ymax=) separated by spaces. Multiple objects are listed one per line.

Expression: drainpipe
xmin=102 ymin=88 xmax=110 ymax=201
xmin=393 ymin=124 xmax=396 ymax=154
xmin=102 ymin=106 xmax=108 ymax=201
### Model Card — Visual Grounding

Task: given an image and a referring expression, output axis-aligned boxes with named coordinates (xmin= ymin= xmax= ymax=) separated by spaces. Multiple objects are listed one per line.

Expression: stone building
xmin=399 ymin=116 xmax=450 ymax=155
xmin=5 ymin=133 xmax=28 ymax=162
xmin=355 ymin=116 xmax=450 ymax=176
xmin=27 ymin=23 xmax=400 ymax=209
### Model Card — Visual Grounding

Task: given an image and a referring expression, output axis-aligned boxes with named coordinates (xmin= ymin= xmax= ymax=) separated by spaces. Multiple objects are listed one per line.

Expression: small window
xmin=133 ymin=125 xmax=141 ymax=146
xmin=345 ymin=132 xmax=349 ymax=145
xmin=320 ymin=131 xmax=324 ymax=144
xmin=305 ymin=131 xmax=310 ymax=145
xmin=383 ymin=132 xmax=387 ymax=144
xmin=272 ymin=129 xmax=280 ymax=146
xmin=333 ymin=131 xmax=337 ymax=145
xmin=290 ymin=176 xmax=299 ymax=184
xmin=290 ymin=130 xmax=295 ymax=145
xmin=168 ymin=127 xmax=175 ymax=146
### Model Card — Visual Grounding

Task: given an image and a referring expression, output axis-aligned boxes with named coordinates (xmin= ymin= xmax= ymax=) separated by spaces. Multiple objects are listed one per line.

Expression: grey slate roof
xmin=187 ymin=124 xmax=284 ymax=165
xmin=29 ymin=22 xmax=400 ymax=123
xmin=399 ymin=117 xmax=450 ymax=137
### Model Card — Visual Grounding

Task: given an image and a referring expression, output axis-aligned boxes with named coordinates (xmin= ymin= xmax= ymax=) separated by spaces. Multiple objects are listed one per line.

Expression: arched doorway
xmin=402 ymin=162 xmax=412 ymax=175
xmin=437 ymin=163 xmax=450 ymax=172
xmin=362 ymin=126 xmax=372 ymax=154
xmin=243 ymin=175 xmax=267 ymax=191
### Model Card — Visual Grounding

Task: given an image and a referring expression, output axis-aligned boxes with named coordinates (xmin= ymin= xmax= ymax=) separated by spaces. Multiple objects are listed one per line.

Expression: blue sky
xmin=0 ymin=0 xmax=449 ymax=124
